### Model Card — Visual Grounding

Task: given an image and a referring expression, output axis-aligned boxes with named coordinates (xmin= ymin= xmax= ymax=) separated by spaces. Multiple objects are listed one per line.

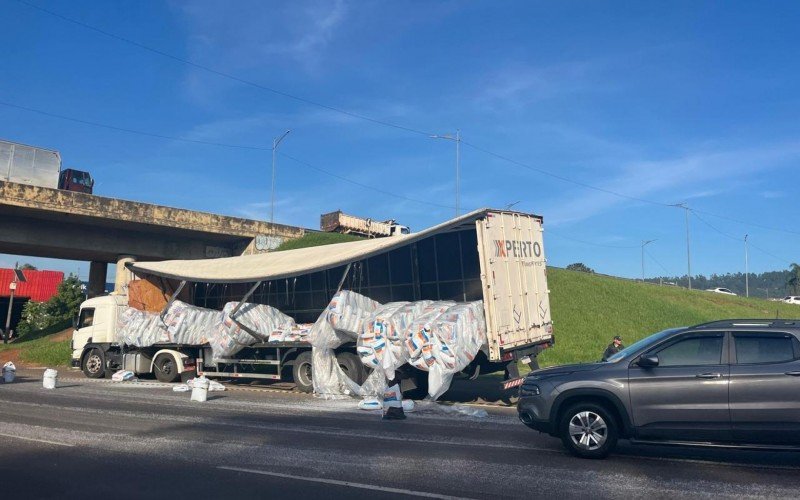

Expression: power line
xmin=278 ymin=152 xmax=458 ymax=211
xmin=748 ymin=241 xmax=793 ymax=267
xmin=691 ymin=210 xmax=741 ymax=242
xmin=12 ymin=0 xmax=435 ymax=138
xmin=693 ymin=207 xmax=800 ymax=237
xmin=0 ymin=100 xmax=271 ymax=150
xmin=693 ymin=209 xmax=792 ymax=266
xmin=546 ymin=229 xmax=640 ymax=249
xmin=462 ymin=140 xmax=672 ymax=207
xmin=644 ymin=247 xmax=674 ymax=276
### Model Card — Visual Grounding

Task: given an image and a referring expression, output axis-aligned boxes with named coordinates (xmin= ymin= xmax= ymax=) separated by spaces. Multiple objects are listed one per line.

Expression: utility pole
xmin=430 ymin=129 xmax=462 ymax=216
xmin=744 ymin=234 xmax=749 ymax=297
xmin=671 ymin=203 xmax=692 ymax=289
xmin=4 ymin=262 xmax=22 ymax=344
xmin=270 ymin=130 xmax=291 ymax=227
xmin=641 ymin=239 xmax=656 ymax=282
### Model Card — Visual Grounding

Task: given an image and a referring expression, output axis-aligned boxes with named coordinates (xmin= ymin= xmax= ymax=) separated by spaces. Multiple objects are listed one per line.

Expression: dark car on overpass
xmin=517 ymin=319 xmax=800 ymax=458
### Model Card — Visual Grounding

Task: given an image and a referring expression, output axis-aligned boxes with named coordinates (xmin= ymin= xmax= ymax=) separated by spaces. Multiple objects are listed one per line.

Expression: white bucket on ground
xmin=43 ymin=368 xmax=58 ymax=389
xmin=190 ymin=376 xmax=210 ymax=402
xmin=2 ymin=362 xmax=15 ymax=383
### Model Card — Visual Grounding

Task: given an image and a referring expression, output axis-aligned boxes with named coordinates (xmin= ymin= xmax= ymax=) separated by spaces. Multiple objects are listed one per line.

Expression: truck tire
xmin=292 ymin=351 xmax=314 ymax=393
xmin=82 ymin=348 xmax=105 ymax=379
xmin=154 ymin=354 xmax=181 ymax=383
xmin=336 ymin=351 xmax=365 ymax=385
xmin=558 ymin=402 xmax=618 ymax=459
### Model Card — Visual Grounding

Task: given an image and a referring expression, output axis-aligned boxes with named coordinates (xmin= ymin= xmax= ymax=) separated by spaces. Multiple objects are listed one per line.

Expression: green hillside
xmin=277 ymin=231 xmax=363 ymax=251
xmin=539 ymin=268 xmax=800 ymax=367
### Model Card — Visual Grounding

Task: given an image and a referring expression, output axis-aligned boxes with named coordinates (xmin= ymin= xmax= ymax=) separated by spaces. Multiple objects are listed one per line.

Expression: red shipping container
xmin=0 ymin=269 xmax=64 ymax=302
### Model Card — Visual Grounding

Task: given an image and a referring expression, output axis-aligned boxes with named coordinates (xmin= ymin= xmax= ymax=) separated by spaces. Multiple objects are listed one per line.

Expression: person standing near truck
xmin=602 ymin=335 xmax=624 ymax=361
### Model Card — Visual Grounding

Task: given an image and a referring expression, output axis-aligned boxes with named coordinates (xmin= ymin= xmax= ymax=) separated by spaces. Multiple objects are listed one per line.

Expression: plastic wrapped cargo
xmin=161 ymin=301 xmax=218 ymax=345
xmin=358 ymin=300 xmax=432 ymax=380
xmin=404 ymin=301 xmax=456 ymax=372
xmin=420 ymin=301 xmax=487 ymax=400
xmin=212 ymin=302 xmax=295 ymax=359
xmin=115 ymin=307 xmax=170 ymax=346
xmin=309 ymin=290 xmax=385 ymax=399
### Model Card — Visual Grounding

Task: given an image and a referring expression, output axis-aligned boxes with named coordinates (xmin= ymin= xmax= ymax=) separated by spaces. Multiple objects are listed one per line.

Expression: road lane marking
xmin=0 ymin=432 xmax=74 ymax=447
xmin=218 ymin=466 xmax=476 ymax=499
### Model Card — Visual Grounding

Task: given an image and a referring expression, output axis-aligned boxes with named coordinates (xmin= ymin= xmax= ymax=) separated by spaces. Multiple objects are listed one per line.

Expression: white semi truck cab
xmin=71 ymin=295 xmax=196 ymax=383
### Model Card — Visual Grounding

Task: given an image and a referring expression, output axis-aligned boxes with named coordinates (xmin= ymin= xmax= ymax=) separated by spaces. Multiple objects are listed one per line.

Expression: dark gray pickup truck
xmin=518 ymin=319 xmax=800 ymax=458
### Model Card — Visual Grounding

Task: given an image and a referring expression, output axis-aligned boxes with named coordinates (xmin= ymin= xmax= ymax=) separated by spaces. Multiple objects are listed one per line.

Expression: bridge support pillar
xmin=115 ymin=255 xmax=136 ymax=294
xmin=88 ymin=262 xmax=107 ymax=298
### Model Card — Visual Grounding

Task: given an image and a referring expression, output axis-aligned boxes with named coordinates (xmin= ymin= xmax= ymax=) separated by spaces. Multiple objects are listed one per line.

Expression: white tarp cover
xmin=126 ymin=208 xmax=497 ymax=283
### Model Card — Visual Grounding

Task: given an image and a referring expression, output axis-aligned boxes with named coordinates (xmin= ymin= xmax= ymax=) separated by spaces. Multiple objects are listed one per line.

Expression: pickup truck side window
xmin=733 ymin=333 xmax=800 ymax=364
xmin=78 ymin=308 xmax=95 ymax=329
xmin=654 ymin=334 xmax=724 ymax=366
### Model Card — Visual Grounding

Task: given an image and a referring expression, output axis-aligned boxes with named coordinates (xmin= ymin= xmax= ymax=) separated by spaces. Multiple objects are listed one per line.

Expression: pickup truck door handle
xmin=696 ymin=373 xmax=723 ymax=379
xmin=785 ymin=371 xmax=800 ymax=377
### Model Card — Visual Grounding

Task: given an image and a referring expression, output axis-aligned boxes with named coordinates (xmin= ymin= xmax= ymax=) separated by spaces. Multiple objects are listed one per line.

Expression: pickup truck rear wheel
xmin=292 ymin=351 xmax=313 ymax=393
xmin=82 ymin=348 xmax=105 ymax=379
xmin=558 ymin=402 xmax=618 ymax=459
xmin=154 ymin=354 xmax=180 ymax=383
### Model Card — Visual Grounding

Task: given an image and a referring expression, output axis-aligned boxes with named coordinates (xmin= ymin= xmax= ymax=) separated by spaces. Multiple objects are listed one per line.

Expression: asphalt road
xmin=1 ymin=370 xmax=800 ymax=499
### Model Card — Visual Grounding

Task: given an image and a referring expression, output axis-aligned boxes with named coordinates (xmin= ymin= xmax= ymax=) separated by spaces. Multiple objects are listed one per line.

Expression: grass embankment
xmin=0 ymin=320 xmax=72 ymax=367
xmin=539 ymin=268 xmax=800 ymax=367
xmin=277 ymin=231 xmax=363 ymax=251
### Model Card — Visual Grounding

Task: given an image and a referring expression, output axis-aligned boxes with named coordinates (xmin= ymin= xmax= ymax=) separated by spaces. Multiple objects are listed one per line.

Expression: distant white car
xmin=782 ymin=296 xmax=800 ymax=305
xmin=706 ymin=287 xmax=737 ymax=296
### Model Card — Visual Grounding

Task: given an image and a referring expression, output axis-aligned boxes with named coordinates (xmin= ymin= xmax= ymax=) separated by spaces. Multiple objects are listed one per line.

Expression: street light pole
xmin=4 ymin=262 xmax=18 ymax=344
xmin=744 ymin=234 xmax=749 ymax=297
xmin=641 ymin=239 xmax=656 ymax=282
xmin=270 ymin=130 xmax=291 ymax=227
xmin=430 ymin=130 xmax=462 ymax=216
xmin=670 ymin=203 xmax=692 ymax=290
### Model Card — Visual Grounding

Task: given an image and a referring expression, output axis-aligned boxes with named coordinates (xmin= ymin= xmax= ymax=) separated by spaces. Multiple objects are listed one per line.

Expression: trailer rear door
xmin=477 ymin=211 xmax=552 ymax=362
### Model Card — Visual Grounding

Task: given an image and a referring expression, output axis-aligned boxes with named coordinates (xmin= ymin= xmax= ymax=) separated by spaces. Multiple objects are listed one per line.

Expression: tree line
xmin=645 ymin=263 xmax=800 ymax=298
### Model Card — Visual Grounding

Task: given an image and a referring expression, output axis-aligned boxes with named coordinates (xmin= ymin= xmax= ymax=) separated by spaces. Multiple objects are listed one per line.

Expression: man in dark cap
xmin=602 ymin=335 xmax=624 ymax=361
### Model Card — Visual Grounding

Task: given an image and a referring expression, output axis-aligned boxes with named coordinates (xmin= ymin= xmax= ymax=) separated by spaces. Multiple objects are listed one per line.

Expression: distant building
xmin=0 ymin=269 xmax=64 ymax=333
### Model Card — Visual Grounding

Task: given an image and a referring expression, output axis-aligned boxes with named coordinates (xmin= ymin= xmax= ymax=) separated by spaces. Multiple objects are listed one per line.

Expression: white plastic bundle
xmin=269 ymin=323 xmax=313 ymax=343
xmin=162 ymin=301 xmax=219 ymax=345
xmin=116 ymin=307 xmax=170 ymax=346
xmin=404 ymin=301 xmax=456 ymax=372
xmin=309 ymin=290 xmax=385 ymax=399
xmin=358 ymin=301 xmax=432 ymax=380
xmin=325 ymin=290 xmax=380 ymax=336
xmin=425 ymin=301 xmax=488 ymax=399
xmin=212 ymin=302 xmax=295 ymax=359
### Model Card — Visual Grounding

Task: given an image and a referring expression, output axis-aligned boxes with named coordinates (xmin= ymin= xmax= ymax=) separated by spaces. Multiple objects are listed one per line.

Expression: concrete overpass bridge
xmin=0 ymin=181 xmax=306 ymax=296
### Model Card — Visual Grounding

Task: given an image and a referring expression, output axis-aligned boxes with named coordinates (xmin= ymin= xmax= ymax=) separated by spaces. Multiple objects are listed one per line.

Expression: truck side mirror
xmin=73 ymin=315 xmax=79 ymax=329
xmin=638 ymin=354 xmax=659 ymax=368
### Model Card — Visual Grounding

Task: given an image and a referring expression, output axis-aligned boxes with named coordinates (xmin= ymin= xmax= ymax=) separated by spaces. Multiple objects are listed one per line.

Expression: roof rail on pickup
xmin=692 ymin=319 xmax=800 ymax=329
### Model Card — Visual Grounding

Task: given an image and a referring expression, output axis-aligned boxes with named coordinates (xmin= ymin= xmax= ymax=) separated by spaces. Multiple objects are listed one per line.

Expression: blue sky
xmin=1 ymin=0 xmax=799 ymax=282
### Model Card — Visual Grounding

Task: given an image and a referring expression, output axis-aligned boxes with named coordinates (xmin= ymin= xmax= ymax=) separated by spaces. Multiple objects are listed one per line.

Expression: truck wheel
xmin=82 ymin=348 xmax=105 ymax=379
xmin=558 ymin=402 xmax=618 ymax=459
xmin=292 ymin=351 xmax=313 ymax=393
xmin=154 ymin=354 xmax=180 ymax=383
xmin=336 ymin=351 xmax=365 ymax=385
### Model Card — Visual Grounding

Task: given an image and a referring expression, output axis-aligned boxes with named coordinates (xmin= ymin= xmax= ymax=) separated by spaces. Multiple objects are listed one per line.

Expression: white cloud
xmin=544 ymin=141 xmax=800 ymax=225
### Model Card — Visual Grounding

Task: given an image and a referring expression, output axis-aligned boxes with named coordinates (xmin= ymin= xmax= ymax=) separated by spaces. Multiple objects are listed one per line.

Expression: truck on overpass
xmin=1 ymin=138 xmax=94 ymax=194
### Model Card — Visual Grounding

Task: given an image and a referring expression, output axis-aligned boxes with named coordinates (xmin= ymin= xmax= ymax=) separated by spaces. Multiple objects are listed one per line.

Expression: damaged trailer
xmin=70 ymin=208 xmax=553 ymax=397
